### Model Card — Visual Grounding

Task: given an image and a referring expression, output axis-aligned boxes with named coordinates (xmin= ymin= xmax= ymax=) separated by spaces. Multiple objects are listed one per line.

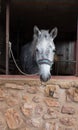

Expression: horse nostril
xmin=40 ymin=74 xmax=51 ymax=82
xmin=40 ymin=75 xmax=48 ymax=82
xmin=40 ymin=75 xmax=43 ymax=81
xmin=49 ymin=74 xmax=51 ymax=79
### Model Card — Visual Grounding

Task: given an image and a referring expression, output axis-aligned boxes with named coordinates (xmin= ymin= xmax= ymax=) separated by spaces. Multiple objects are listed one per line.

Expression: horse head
xmin=33 ymin=26 xmax=58 ymax=82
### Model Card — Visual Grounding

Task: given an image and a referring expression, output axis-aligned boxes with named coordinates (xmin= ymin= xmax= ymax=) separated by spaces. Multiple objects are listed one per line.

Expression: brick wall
xmin=0 ymin=78 xmax=78 ymax=130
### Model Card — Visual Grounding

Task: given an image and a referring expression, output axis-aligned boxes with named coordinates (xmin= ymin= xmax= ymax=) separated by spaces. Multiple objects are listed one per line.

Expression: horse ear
xmin=50 ymin=27 xmax=58 ymax=39
xmin=34 ymin=26 xmax=41 ymax=36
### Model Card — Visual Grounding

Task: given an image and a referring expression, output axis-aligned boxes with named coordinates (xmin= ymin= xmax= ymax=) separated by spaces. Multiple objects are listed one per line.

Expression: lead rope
xmin=9 ymin=42 xmax=39 ymax=76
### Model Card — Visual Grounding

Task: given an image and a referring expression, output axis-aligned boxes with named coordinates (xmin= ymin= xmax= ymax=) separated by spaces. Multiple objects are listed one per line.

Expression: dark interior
xmin=1 ymin=0 xmax=78 ymax=75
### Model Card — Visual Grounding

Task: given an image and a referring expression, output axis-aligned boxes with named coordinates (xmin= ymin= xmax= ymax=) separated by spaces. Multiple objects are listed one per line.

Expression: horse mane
xmin=30 ymin=34 xmax=37 ymax=57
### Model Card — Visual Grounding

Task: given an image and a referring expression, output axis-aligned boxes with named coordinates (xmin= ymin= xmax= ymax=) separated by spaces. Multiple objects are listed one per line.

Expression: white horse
xmin=20 ymin=26 xmax=58 ymax=82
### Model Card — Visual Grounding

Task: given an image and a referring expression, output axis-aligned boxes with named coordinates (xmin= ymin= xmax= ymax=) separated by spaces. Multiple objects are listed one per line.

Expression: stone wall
xmin=0 ymin=78 xmax=78 ymax=130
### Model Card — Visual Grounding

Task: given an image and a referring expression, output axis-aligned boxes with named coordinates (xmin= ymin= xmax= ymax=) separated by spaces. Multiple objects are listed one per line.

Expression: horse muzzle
xmin=38 ymin=59 xmax=52 ymax=82
xmin=40 ymin=73 xmax=51 ymax=82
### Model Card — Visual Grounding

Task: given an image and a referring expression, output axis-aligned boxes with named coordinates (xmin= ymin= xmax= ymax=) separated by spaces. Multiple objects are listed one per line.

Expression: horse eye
xmin=36 ymin=48 xmax=39 ymax=53
xmin=53 ymin=49 xmax=56 ymax=53
xmin=45 ymin=34 xmax=47 ymax=38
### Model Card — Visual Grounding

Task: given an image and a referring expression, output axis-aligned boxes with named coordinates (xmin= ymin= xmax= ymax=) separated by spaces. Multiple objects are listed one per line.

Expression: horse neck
xmin=30 ymin=39 xmax=37 ymax=57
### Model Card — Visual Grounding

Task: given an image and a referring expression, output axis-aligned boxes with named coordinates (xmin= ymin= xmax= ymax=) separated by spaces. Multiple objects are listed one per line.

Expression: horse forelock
xmin=30 ymin=29 xmax=52 ymax=57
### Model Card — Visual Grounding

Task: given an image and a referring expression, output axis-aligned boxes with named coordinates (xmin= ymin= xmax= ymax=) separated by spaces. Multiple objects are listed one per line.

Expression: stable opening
xmin=0 ymin=0 xmax=78 ymax=75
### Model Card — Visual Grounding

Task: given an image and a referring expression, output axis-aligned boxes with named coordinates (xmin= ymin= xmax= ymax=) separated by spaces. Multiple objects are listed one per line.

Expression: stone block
xmin=59 ymin=82 xmax=72 ymax=89
xmin=44 ymin=98 xmax=60 ymax=107
xmin=32 ymin=95 xmax=42 ymax=103
xmin=60 ymin=117 xmax=75 ymax=126
xmin=5 ymin=108 xmax=23 ymax=129
xmin=44 ymin=84 xmax=59 ymax=98
xmin=61 ymin=105 xmax=75 ymax=115
xmin=35 ymin=104 xmax=44 ymax=116
xmin=27 ymin=86 xmax=38 ymax=94
xmin=66 ymin=88 xmax=78 ymax=102
xmin=21 ymin=102 xmax=35 ymax=117
xmin=26 ymin=118 xmax=42 ymax=128
xmin=43 ymin=113 xmax=57 ymax=120
xmin=5 ymin=83 xmax=24 ymax=90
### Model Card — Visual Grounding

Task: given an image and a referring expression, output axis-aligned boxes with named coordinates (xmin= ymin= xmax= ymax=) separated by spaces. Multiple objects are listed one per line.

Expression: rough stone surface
xmin=5 ymin=108 xmax=23 ymax=129
xmin=0 ymin=88 xmax=6 ymax=101
xmin=32 ymin=95 xmax=42 ymax=103
xmin=20 ymin=128 xmax=30 ymax=130
xmin=26 ymin=118 xmax=42 ymax=128
xmin=0 ymin=112 xmax=7 ymax=130
xmin=61 ymin=105 xmax=75 ymax=114
xmin=43 ymin=113 xmax=57 ymax=120
xmin=66 ymin=88 xmax=78 ymax=102
xmin=21 ymin=103 xmax=34 ymax=117
xmin=64 ymin=128 xmax=76 ymax=130
xmin=56 ymin=127 xmax=76 ymax=130
xmin=72 ymin=81 xmax=78 ymax=88
xmin=4 ymin=83 xmax=24 ymax=90
xmin=60 ymin=117 xmax=76 ymax=126
xmin=27 ymin=86 xmax=38 ymax=94
xmin=44 ymin=98 xmax=60 ymax=107
xmin=35 ymin=104 xmax=44 ymax=116
xmin=6 ymin=96 xmax=19 ymax=107
xmin=44 ymin=122 xmax=63 ymax=130
xmin=0 ymin=78 xmax=78 ymax=130
xmin=44 ymin=84 xmax=59 ymax=98
xmin=59 ymin=81 xmax=72 ymax=89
